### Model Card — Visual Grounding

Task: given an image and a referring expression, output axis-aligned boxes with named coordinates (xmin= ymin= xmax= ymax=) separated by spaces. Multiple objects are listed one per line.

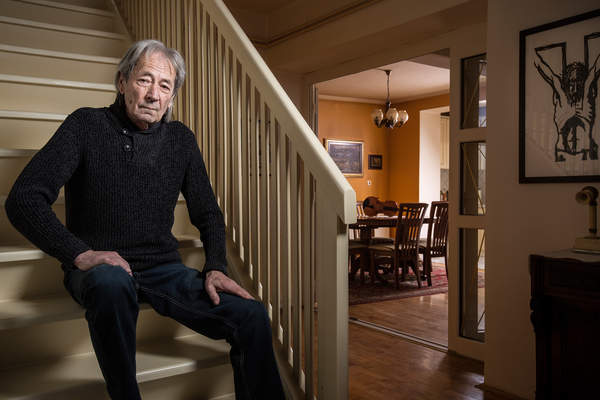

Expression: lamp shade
xmin=371 ymin=108 xmax=384 ymax=126
xmin=385 ymin=107 xmax=399 ymax=127
xmin=398 ymin=109 xmax=409 ymax=126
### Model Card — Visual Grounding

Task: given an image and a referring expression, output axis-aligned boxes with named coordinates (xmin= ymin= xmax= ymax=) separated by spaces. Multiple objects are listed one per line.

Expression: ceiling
xmin=223 ymin=1 xmax=454 ymax=104
xmin=315 ymin=53 xmax=450 ymax=104
xmin=224 ymin=0 xmax=295 ymax=14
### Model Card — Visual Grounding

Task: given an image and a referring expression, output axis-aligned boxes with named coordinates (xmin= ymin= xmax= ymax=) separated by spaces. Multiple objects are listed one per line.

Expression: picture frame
xmin=325 ymin=139 xmax=363 ymax=177
xmin=519 ymin=9 xmax=600 ymax=183
xmin=368 ymin=154 xmax=382 ymax=170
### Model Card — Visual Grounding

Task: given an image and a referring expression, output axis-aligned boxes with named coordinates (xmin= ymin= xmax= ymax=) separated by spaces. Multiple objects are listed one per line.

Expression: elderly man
xmin=5 ymin=40 xmax=285 ymax=400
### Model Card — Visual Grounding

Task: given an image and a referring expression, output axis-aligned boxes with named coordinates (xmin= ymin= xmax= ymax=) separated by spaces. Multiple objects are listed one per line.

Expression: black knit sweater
xmin=5 ymin=102 xmax=227 ymax=274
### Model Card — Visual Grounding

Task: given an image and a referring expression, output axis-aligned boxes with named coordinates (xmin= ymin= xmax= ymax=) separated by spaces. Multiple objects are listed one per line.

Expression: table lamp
xmin=573 ymin=186 xmax=600 ymax=253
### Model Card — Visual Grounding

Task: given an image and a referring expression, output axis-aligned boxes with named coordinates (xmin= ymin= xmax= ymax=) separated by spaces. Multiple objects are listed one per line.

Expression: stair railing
xmin=114 ymin=1 xmax=356 ymax=398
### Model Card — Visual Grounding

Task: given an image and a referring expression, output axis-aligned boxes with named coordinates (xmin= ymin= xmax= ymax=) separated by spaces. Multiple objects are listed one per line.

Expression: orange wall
xmin=387 ymin=94 xmax=450 ymax=204
xmin=318 ymin=94 xmax=449 ymax=205
xmin=318 ymin=100 xmax=389 ymax=203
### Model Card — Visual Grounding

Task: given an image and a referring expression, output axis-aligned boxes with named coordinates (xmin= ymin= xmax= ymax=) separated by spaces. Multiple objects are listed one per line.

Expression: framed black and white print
xmin=519 ymin=9 xmax=600 ymax=183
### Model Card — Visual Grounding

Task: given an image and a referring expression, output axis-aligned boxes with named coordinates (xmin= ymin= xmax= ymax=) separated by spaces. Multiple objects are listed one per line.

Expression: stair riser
xmin=0 ymin=50 xmax=117 ymax=84
xmin=0 ymin=81 xmax=115 ymax=114
xmin=0 ymin=307 xmax=199 ymax=370
xmin=138 ymin=367 xmax=235 ymax=400
xmin=0 ymin=257 xmax=63 ymax=300
xmin=0 ymin=155 xmax=35 ymax=192
xmin=0 ymin=204 xmax=65 ymax=244
xmin=0 ymin=21 xmax=128 ymax=57
xmin=1 ymin=0 xmax=116 ymax=32
xmin=0 ymin=117 xmax=61 ymax=149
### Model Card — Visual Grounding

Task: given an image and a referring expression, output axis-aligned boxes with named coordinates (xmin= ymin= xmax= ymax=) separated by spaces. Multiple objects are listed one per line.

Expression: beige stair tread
xmin=0 ymin=110 xmax=66 ymax=121
xmin=0 ymin=148 xmax=37 ymax=157
xmin=0 ymin=73 xmax=114 ymax=91
xmin=0 ymin=44 xmax=120 ymax=65
xmin=0 ymin=234 xmax=203 ymax=265
xmin=0 ymin=15 xmax=126 ymax=40
xmin=0 ymin=244 xmax=47 ymax=263
xmin=0 ymin=334 xmax=230 ymax=399
xmin=15 ymin=0 xmax=115 ymax=17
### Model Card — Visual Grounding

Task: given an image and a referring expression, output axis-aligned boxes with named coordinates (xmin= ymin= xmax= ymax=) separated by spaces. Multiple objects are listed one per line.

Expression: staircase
xmin=0 ymin=0 xmax=236 ymax=398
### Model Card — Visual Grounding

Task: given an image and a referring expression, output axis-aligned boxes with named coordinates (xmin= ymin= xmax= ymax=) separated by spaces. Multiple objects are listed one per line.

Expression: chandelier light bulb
xmin=398 ymin=109 xmax=409 ymax=126
xmin=371 ymin=108 xmax=384 ymax=127
xmin=385 ymin=107 xmax=399 ymax=127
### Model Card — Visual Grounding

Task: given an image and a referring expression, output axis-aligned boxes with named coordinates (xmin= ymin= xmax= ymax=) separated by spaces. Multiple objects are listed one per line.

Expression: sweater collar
xmin=108 ymin=100 xmax=164 ymax=134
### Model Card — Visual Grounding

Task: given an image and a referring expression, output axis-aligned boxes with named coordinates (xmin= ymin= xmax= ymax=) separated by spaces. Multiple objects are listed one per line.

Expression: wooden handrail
xmin=113 ymin=1 xmax=355 ymax=398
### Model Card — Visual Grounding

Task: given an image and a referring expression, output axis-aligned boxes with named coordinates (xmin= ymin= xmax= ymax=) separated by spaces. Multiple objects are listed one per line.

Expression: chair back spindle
xmin=428 ymin=201 xmax=449 ymax=257
xmin=394 ymin=203 xmax=428 ymax=256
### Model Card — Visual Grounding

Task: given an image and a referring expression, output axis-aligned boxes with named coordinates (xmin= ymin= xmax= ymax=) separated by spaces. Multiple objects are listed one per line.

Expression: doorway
xmin=314 ymin=51 xmax=452 ymax=348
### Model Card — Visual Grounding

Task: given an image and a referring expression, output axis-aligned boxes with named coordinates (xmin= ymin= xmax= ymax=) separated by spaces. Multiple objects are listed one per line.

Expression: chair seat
xmin=368 ymin=243 xmax=395 ymax=252
xmin=349 ymin=242 xmax=368 ymax=250
xmin=371 ymin=237 xmax=394 ymax=245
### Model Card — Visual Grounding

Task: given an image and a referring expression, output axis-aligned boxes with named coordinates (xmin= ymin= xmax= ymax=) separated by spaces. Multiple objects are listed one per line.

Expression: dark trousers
xmin=63 ymin=263 xmax=285 ymax=400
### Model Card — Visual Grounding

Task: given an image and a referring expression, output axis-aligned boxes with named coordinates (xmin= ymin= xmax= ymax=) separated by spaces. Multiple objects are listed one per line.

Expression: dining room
xmin=315 ymin=51 xmax=485 ymax=350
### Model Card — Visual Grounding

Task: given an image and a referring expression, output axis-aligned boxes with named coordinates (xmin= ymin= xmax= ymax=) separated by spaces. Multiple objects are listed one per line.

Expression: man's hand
xmin=74 ymin=250 xmax=132 ymax=276
xmin=205 ymin=270 xmax=253 ymax=305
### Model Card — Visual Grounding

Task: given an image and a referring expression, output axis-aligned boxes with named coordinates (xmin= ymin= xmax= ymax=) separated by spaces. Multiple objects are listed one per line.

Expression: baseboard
xmin=476 ymin=383 xmax=529 ymax=400
xmin=209 ymin=393 xmax=236 ymax=400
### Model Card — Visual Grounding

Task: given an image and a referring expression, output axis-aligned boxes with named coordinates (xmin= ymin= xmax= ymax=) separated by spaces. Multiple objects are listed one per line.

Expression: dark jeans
xmin=63 ymin=262 xmax=285 ymax=400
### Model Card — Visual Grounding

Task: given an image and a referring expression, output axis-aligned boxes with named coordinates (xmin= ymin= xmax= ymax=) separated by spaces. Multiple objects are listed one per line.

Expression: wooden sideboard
xmin=530 ymin=251 xmax=600 ymax=399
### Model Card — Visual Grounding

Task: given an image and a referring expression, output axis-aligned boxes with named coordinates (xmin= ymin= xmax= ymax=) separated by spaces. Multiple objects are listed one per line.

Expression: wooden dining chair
xmin=369 ymin=203 xmax=428 ymax=288
xmin=349 ymin=202 xmax=368 ymax=282
xmin=419 ymin=201 xmax=449 ymax=286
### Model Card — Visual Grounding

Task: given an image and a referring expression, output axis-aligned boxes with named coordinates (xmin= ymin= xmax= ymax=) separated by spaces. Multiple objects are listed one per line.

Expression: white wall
xmin=486 ymin=1 xmax=598 ymax=398
xmin=419 ymin=106 xmax=449 ymax=210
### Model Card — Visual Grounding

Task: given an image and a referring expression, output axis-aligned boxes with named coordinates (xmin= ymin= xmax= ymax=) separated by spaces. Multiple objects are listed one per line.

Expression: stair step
xmin=0 ymin=233 xmax=200 ymax=265
xmin=0 ymin=294 xmax=85 ymax=329
xmin=0 ymin=79 xmax=115 ymax=114
xmin=1 ymin=0 xmax=117 ymax=32
xmin=0 ymin=16 xmax=126 ymax=39
xmin=47 ymin=0 xmax=110 ymax=10
xmin=0 ymin=110 xmax=66 ymax=121
xmin=13 ymin=0 xmax=114 ymax=17
xmin=0 ymin=16 xmax=129 ymax=58
xmin=0 ymin=45 xmax=117 ymax=84
xmin=0 ymin=44 xmax=120 ymax=65
xmin=0 ymin=303 xmax=208 ymax=371
xmin=0 ymin=74 xmax=114 ymax=91
xmin=0 ymin=110 xmax=63 ymax=149
xmin=0 ymin=334 xmax=233 ymax=400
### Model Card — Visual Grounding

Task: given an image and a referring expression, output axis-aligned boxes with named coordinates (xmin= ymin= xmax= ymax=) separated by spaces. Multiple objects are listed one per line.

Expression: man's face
xmin=118 ymin=51 xmax=175 ymax=129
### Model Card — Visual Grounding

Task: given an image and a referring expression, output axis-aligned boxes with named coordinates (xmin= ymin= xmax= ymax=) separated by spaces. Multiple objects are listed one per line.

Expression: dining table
xmin=348 ymin=214 xmax=431 ymax=284
xmin=349 ymin=215 xmax=432 ymax=242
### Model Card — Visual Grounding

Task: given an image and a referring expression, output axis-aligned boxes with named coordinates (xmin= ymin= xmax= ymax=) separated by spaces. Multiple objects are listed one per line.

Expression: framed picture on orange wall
xmin=368 ymin=154 xmax=382 ymax=170
xmin=325 ymin=139 xmax=363 ymax=177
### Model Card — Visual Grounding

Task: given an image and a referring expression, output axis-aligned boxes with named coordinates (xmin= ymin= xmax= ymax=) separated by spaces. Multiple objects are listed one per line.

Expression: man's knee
xmin=239 ymin=299 xmax=270 ymax=331
xmin=81 ymin=264 xmax=136 ymax=308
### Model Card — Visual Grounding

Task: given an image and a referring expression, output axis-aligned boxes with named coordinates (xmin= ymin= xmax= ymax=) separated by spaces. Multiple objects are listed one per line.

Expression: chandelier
xmin=371 ymin=69 xmax=408 ymax=129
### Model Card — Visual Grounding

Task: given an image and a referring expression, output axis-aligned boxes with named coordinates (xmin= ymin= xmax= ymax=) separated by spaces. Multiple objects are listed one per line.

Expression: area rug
xmin=349 ymin=264 xmax=458 ymax=305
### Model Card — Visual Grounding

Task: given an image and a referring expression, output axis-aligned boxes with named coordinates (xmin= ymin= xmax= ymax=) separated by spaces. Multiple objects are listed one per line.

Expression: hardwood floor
xmin=348 ymin=292 xmax=507 ymax=399
xmin=350 ymin=293 xmax=449 ymax=346
xmin=348 ymin=323 xmax=506 ymax=400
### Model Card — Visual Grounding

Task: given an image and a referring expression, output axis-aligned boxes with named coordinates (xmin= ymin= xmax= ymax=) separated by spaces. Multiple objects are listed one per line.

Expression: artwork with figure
xmin=520 ymin=11 xmax=600 ymax=182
